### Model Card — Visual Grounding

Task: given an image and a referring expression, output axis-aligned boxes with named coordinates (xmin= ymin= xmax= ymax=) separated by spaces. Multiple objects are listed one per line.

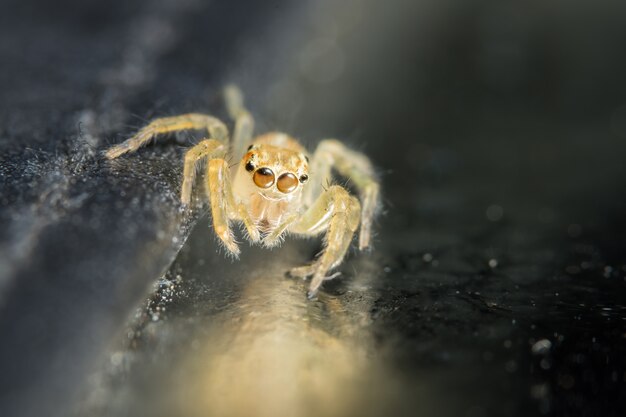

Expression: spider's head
xmin=241 ymin=143 xmax=309 ymax=200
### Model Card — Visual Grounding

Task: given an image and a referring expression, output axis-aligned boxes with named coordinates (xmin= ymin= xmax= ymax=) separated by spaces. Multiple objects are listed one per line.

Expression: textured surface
xmin=1 ymin=0 xmax=626 ymax=416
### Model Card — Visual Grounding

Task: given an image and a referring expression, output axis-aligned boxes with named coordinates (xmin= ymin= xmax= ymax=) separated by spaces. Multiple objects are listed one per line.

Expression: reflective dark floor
xmin=77 ymin=131 xmax=626 ymax=417
xmin=1 ymin=0 xmax=626 ymax=416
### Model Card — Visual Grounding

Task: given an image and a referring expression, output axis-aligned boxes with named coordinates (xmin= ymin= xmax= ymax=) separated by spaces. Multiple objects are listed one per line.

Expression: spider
xmin=105 ymin=85 xmax=379 ymax=298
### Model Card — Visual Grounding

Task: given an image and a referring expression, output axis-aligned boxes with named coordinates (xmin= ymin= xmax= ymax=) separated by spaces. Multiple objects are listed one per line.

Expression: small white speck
xmin=110 ymin=352 xmax=124 ymax=367
xmin=531 ymin=339 xmax=552 ymax=355
xmin=488 ymin=258 xmax=498 ymax=268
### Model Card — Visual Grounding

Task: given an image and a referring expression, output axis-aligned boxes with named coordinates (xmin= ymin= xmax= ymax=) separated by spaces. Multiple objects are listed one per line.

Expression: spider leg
xmin=204 ymin=158 xmax=242 ymax=256
xmin=305 ymin=140 xmax=380 ymax=250
xmin=289 ymin=185 xmax=361 ymax=298
xmin=105 ymin=113 xmax=228 ymax=159
xmin=181 ymin=139 xmax=226 ymax=204
xmin=180 ymin=139 xmax=243 ymax=255
xmin=224 ymin=84 xmax=254 ymax=161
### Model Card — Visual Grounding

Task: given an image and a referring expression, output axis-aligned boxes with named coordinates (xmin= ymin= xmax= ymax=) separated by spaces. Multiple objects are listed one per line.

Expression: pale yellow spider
xmin=105 ymin=86 xmax=379 ymax=298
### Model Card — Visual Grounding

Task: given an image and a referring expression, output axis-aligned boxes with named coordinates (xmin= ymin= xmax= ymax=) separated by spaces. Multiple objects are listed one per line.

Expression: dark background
xmin=1 ymin=0 xmax=625 ymax=416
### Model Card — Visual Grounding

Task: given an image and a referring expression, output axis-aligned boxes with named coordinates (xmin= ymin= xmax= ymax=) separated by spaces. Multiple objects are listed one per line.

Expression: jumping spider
xmin=105 ymin=86 xmax=379 ymax=298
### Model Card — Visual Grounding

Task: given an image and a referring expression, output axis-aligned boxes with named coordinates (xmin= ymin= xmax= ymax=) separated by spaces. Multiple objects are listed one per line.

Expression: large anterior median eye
xmin=276 ymin=172 xmax=298 ymax=193
xmin=253 ymin=167 xmax=275 ymax=188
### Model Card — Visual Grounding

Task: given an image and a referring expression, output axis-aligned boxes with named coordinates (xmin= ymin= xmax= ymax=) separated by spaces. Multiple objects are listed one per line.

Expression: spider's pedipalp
xmin=262 ymin=213 xmax=299 ymax=248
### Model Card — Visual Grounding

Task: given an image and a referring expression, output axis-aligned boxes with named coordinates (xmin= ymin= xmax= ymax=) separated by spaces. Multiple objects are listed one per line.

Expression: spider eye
xmin=247 ymin=145 xmax=254 ymax=151
xmin=253 ymin=167 xmax=275 ymax=188
xmin=245 ymin=161 xmax=255 ymax=172
xmin=277 ymin=172 xmax=299 ymax=193
xmin=299 ymin=174 xmax=309 ymax=183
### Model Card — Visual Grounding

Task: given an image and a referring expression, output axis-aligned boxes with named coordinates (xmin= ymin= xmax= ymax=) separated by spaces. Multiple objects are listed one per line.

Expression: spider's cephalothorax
xmin=233 ymin=134 xmax=309 ymax=236
xmin=105 ymin=86 xmax=379 ymax=298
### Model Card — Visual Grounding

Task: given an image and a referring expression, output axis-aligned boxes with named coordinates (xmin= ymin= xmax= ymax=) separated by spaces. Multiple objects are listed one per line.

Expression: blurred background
xmin=1 ymin=0 xmax=626 ymax=416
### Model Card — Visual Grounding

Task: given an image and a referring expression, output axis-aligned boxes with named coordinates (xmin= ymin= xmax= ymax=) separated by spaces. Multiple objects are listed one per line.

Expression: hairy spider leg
xmin=104 ymin=113 xmax=228 ymax=159
xmin=305 ymin=140 xmax=379 ymax=250
xmin=205 ymin=157 xmax=241 ymax=256
xmin=224 ymin=84 xmax=255 ymax=161
xmin=182 ymin=140 xmax=259 ymax=256
xmin=288 ymin=185 xmax=361 ymax=298
xmin=181 ymin=139 xmax=226 ymax=205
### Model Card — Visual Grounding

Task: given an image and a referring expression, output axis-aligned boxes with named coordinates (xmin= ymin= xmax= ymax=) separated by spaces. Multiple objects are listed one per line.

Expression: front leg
xmin=289 ymin=185 xmax=361 ymax=298
xmin=181 ymin=139 xmax=226 ymax=205
xmin=179 ymin=141 xmax=240 ymax=256
xmin=205 ymin=158 xmax=241 ymax=257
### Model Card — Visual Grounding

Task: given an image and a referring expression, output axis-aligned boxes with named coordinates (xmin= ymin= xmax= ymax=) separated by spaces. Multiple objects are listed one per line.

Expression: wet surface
xmin=2 ymin=0 xmax=626 ymax=416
